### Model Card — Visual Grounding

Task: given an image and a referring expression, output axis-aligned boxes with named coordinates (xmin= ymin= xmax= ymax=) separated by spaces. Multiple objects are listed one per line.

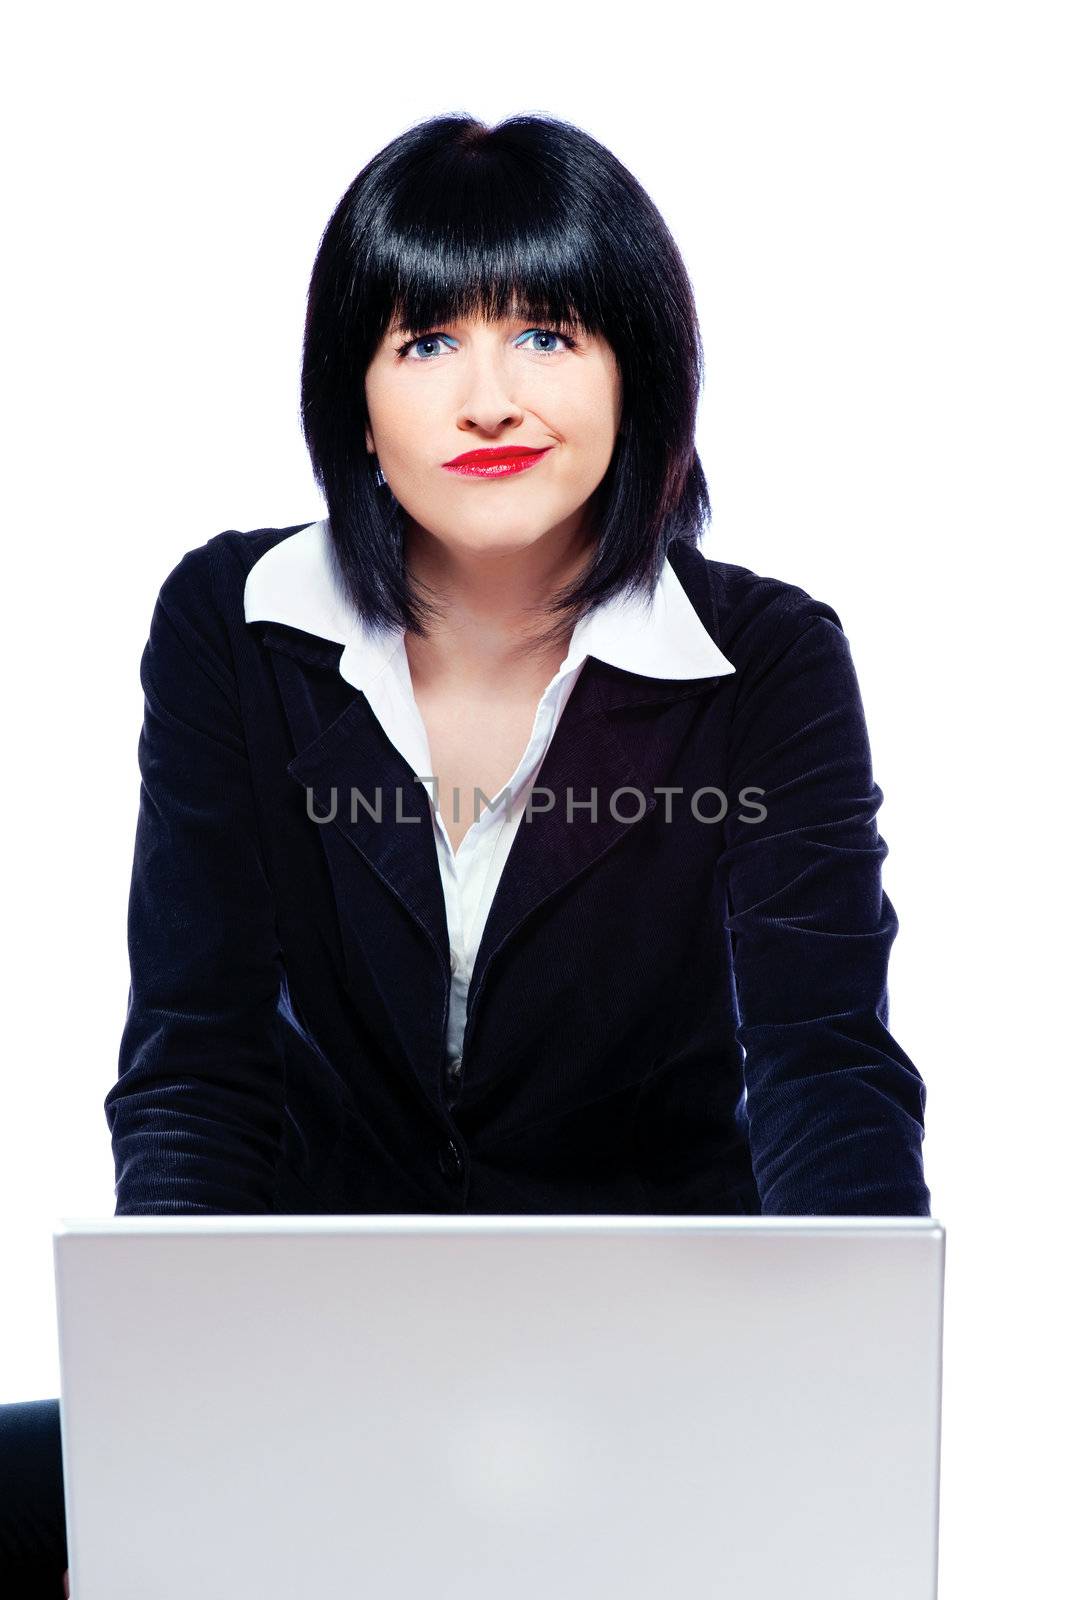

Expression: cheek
xmin=561 ymin=368 xmax=621 ymax=451
xmin=567 ymin=402 xmax=619 ymax=475
xmin=367 ymin=391 xmax=424 ymax=462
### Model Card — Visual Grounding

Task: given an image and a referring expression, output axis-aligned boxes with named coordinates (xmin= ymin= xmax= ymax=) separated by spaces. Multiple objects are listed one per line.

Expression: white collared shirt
xmin=245 ymin=520 xmax=735 ymax=1077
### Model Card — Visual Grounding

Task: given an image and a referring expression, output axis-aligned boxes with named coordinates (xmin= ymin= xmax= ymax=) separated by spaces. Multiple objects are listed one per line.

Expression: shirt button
xmin=438 ymin=1139 xmax=464 ymax=1183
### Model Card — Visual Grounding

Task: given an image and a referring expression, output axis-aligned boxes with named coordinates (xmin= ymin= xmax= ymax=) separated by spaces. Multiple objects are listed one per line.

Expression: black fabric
xmin=0 ymin=1398 xmax=66 ymax=1593
xmin=104 ymin=525 xmax=931 ymax=1218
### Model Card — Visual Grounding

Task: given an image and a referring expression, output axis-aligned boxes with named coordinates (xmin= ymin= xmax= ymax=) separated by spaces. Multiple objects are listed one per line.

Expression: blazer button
xmin=438 ymin=1139 xmax=464 ymax=1183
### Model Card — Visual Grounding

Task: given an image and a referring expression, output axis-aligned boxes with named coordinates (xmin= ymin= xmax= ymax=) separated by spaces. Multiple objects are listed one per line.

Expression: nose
xmin=455 ymin=333 xmax=525 ymax=435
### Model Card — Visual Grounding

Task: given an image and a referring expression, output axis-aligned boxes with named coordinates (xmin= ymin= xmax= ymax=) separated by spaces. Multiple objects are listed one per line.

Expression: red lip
xmin=443 ymin=446 xmax=552 ymax=466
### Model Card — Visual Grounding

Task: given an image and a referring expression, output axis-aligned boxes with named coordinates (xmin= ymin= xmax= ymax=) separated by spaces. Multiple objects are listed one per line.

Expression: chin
xmin=440 ymin=519 xmax=562 ymax=554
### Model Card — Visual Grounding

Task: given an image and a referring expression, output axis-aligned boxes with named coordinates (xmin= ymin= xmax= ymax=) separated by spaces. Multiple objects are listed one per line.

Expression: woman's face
xmin=363 ymin=305 xmax=622 ymax=560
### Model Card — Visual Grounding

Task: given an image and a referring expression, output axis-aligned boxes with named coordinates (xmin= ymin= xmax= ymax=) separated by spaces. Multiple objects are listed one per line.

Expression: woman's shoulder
xmin=698 ymin=551 xmax=849 ymax=671
xmin=146 ymin=523 xmax=317 ymax=651
xmin=137 ymin=524 xmax=319 ymax=705
xmin=156 ymin=522 xmax=312 ymax=606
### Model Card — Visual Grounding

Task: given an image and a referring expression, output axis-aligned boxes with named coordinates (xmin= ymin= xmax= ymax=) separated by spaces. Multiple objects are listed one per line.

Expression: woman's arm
xmin=717 ymin=599 xmax=931 ymax=1215
xmin=104 ymin=541 xmax=286 ymax=1214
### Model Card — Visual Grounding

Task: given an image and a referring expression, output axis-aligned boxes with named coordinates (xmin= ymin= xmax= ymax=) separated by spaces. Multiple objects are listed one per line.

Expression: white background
xmin=2 ymin=2 xmax=1062 ymax=1593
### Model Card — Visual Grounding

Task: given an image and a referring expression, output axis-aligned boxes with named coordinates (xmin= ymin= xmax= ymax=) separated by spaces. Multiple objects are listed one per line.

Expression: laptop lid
xmin=53 ymin=1215 xmax=945 ymax=1599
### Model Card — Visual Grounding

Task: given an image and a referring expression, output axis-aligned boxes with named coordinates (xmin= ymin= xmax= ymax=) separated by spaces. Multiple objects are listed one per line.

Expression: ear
xmin=365 ymin=424 xmax=375 ymax=453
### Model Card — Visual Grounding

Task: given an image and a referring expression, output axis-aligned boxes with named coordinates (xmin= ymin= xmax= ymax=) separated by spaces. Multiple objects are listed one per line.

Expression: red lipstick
xmin=442 ymin=445 xmax=553 ymax=478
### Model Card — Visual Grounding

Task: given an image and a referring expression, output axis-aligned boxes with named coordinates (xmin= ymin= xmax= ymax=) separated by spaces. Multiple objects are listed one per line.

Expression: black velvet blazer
xmin=104 ymin=524 xmax=931 ymax=1218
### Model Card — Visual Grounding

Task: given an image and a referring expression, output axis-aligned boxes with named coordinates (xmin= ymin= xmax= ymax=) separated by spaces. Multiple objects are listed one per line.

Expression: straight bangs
xmin=357 ymin=199 xmax=609 ymax=359
xmin=301 ymin=113 xmax=711 ymax=653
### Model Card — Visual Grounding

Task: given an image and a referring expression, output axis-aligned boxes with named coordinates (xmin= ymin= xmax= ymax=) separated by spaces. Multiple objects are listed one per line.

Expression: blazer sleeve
xmin=104 ymin=541 xmax=286 ymax=1215
xmin=717 ymin=600 xmax=931 ymax=1216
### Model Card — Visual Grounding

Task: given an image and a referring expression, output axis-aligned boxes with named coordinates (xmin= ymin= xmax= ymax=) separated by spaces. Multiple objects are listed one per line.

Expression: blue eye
xmin=395 ymin=327 xmax=577 ymax=361
xmin=514 ymin=329 xmax=573 ymax=355
xmin=396 ymin=333 xmax=460 ymax=361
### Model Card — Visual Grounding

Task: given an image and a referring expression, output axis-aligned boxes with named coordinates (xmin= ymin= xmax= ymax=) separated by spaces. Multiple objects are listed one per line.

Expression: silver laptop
xmin=53 ymin=1215 xmax=945 ymax=1599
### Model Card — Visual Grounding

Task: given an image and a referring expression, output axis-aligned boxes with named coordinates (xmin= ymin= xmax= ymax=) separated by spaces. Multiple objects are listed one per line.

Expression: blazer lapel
xmin=463 ymin=671 xmax=730 ymax=1045
xmin=254 ymin=537 xmax=730 ymax=1103
xmin=286 ymin=686 xmax=451 ymax=967
xmin=466 ymin=538 xmax=728 ymax=1028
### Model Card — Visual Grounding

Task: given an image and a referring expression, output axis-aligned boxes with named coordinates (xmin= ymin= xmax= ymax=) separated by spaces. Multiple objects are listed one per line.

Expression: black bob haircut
xmin=301 ymin=111 xmax=711 ymax=657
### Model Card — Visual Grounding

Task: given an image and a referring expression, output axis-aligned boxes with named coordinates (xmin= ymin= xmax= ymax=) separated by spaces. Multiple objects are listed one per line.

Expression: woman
xmin=1 ymin=110 xmax=931 ymax=1594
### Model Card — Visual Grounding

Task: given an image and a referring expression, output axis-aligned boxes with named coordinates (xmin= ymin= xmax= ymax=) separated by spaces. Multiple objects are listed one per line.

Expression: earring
xmin=371 ymin=455 xmax=387 ymax=489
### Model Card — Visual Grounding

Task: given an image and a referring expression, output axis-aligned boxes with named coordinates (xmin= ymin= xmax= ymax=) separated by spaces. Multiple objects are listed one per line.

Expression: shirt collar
xmin=244 ymin=519 xmax=735 ymax=689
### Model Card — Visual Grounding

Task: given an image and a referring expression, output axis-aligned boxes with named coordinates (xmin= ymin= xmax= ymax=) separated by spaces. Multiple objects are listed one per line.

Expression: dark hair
xmin=300 ymin=111 xmax=711 ymax=655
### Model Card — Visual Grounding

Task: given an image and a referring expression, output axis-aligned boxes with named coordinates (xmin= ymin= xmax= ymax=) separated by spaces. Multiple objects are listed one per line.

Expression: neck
xmin=401 ymin=514 xmax=595 ymax=691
